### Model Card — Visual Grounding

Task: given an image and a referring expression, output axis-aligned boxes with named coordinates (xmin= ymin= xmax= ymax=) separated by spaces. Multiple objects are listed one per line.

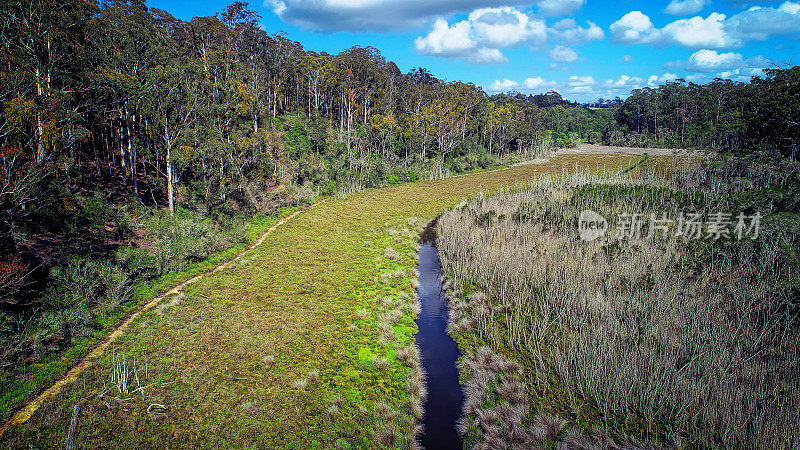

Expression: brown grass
xmin=438 ymin=161 xmax=800 ymax=448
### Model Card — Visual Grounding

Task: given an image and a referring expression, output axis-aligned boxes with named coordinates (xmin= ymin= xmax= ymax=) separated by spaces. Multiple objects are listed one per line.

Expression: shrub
xmin=41 ymin=258 xmax=131 ymax=342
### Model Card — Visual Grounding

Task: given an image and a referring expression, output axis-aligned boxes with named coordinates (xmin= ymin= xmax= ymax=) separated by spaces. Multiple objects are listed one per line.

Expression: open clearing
xmin=0 ymin=153 xmax=645 ymax=448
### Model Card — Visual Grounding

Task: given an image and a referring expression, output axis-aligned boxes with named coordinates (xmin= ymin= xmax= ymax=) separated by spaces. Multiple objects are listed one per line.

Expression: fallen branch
xmin=147 ymin=403 xmax=167 ymax=414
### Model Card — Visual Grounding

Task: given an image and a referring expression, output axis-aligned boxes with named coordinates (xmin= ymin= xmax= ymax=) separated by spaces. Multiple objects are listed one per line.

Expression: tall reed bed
xmin=438 ymin=156 xmax=800 ymax=449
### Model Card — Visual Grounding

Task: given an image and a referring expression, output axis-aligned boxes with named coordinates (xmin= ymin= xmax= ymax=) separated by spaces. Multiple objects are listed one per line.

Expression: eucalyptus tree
xmin=143 ymin=61 xmax=201 ymax=214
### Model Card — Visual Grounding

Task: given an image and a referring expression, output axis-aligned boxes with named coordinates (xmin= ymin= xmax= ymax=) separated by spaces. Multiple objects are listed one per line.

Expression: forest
xmin=1 ymin=0 xmax=800 ymax=444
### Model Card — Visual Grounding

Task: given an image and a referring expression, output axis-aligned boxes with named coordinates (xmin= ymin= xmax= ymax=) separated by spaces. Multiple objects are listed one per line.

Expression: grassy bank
xmin=0 ymin=205 xmax=305 ymax=423
xmin=0 ymin=153 xmax=642 ymax=448
xmin=437 ymin=155 xmax=799 ymax=448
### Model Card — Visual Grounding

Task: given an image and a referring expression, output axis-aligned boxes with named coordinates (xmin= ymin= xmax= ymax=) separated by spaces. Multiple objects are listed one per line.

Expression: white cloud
xmin=726 ymin=1 xmax=800 ymax=41
xmin=488 ymin=73 xmax=650 ymax=101
xmin=469 ymin=7 xmax=548 ymax=48
xmin=414 ymin=19 xmax=479 ymax=61
xmin=550 ymin=19 xmax=605 ymax=44
xmin=664 ymin=0 xmax=706 ymax=16
xmin=611 ymin=3 xmax=800 ymax=49
xmin=415 ymin=7 xmax=546 ymax=64
xmin=686 ymin=49 xmax=744 ymax=72
xmin=523 ymin=77 xmax=558 ymax=89
xmin=563 ymin=75 xmax=597 ymax=93
xmin=471 ymin=48 xmax=509 ymax=64
xmin=268 ymin=0 xmax=534 ymax=32
xmin=610 ymin=11 xmax=660 ymax=45
xmin=671 ymin=50 xmax=768 ymax=73
xmin=648 ymin=72 xmax=679 ymax=86
xmin=663 ymin=13 xmax=740 ymax=48
xmin=549 ymin=45 xmax=578 ymax=62
xmin=486 ymin=76 xmax=557 ymax=92
xmin=611 ymin=11 xmax=741 ymax=48
xmin=715 ymin=67 xmax=765 ymax=82
xmin=488 ymin=78 xmax=521 ymax=91
xmin=622 ymin=54 xmax=634 ymax=62
xmin=536 ymin=0 xmax=585 ymax=16
xmin=685 ymin=73 xmax=711 ymax=83
xmin=605 ymin=74 xmax=644 ymax=87
xmin=597 ymin=74 xmax=645 ymax=98
xmin=567 ymin=75 xmax=596 ymax=86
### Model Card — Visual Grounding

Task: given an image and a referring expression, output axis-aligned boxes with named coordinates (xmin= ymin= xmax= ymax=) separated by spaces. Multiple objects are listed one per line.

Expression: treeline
xmin=0 ymin=0 xmax=606 ymax=250
xmin=607 ymin=68 xmax=800 ymax=156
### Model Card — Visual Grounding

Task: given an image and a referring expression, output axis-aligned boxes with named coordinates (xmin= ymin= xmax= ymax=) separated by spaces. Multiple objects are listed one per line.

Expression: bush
xmin=41 ymin=258 xmax=131 ymax=342
xmin=69 ymin=192 xmax=114 ymax=237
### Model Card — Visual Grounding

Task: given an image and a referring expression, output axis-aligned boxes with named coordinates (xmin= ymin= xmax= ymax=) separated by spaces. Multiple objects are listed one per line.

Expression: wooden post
xmin=66 ymin=405 xmax=79 ymax=450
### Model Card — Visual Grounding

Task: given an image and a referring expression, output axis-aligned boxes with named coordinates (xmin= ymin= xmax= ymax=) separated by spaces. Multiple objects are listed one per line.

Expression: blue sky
xmin=149 ymin=0 xmax=799 ymax=102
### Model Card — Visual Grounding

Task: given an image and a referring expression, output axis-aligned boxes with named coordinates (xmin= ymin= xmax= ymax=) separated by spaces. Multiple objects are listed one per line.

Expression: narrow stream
xmin=416 ymin=223 xmax=464 ymax=450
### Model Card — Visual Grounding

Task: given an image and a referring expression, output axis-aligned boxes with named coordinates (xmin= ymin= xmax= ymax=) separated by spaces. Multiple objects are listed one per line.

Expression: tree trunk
xmin=164 ymin=123 xmax=175 ymax=214
xmin=118 ymin=113 xmax=128 ymax=184
xmin=35 ymin=68 xmax=44 ymax=163
xmin=129 ymin=121 xmax=138 ymax=197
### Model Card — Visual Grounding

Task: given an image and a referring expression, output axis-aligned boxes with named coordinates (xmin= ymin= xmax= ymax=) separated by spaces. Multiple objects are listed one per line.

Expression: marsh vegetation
xmin=438 ymin=155 xmax=800 ymax=448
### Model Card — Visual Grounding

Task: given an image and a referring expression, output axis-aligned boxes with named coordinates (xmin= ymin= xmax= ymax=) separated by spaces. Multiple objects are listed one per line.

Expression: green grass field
xmin=0 ymin=153 xmax=640 ymax=449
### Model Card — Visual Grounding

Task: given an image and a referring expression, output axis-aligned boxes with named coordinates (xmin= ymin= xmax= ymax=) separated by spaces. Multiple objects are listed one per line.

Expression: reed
xmin=438 ymin=158 xmax=800 ymax=448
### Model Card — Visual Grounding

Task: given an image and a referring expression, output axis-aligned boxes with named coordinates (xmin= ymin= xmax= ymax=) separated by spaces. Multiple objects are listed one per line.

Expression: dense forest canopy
xmin=0 ymin=0 xmax=798 ymax=310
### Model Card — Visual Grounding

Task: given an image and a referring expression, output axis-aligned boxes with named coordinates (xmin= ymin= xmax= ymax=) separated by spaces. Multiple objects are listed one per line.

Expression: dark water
xmin=416 ymin=226 xmax=464 ymax=450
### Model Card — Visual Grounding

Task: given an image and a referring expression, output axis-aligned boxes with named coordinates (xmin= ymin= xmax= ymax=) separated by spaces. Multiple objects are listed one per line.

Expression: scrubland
xmin=438 ymin=154 xmax=799 ymax=449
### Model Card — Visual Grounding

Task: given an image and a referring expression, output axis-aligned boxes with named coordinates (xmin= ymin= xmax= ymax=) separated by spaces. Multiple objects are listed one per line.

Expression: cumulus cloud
xmin=622 ymin=54 xmax=634 ymax=62
xmin=648 ymin=72 xmax=679 ymax=86
xmin=488 ymin=73 xmax=651 ymax=100
xmin=470 ymin=7 xmax=547 ymax=47
xmin=716 ymin=67 xmax=766 ymax=81
xmin=610 ymin=11 xmax=741 ymax=48
xmin=598 ymin=74 xmax=645 ymax=97
xmin=611 ymin=3 xmax=800 ymax=49
xmin=610 ymin=11 xmax=660 ymax=45
xmin=415 ymin=7 xmax=546 ymax=64
xmin=549 ymin=19 xmax=604 ymax=44
xmin=664 ymin=0 xmax=706 ymax=16
xmin=488 ymin=78 xmax=521 ymax=91
xmin=268 ymin=0 xmax=534 ymax=32
xmin=726 ymin=1 xmax=800 ymax=41
xmin=686 ymin=49 xmax=744 ymax=72
xmin=680 ymin=67 xmax=763 ymax=84
xmin=549 ymin=45 xmax=578 ymax=62
xmin=673 ymin=49 xmax=768 ymax=74
xmin=563 ymin=75 xmax=597 ymax=93
xmin=486 ymin=76 xmax=557 ymax=92
xmin=605 ymin=74 xmax=644 ymax=87
xmin=523 ymin=77 xmax=558 ymax=89
xmin=663 ymin=13 xmax=740 ymax=48
xmin=270 ymin=0 xmax=588 ymax=32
